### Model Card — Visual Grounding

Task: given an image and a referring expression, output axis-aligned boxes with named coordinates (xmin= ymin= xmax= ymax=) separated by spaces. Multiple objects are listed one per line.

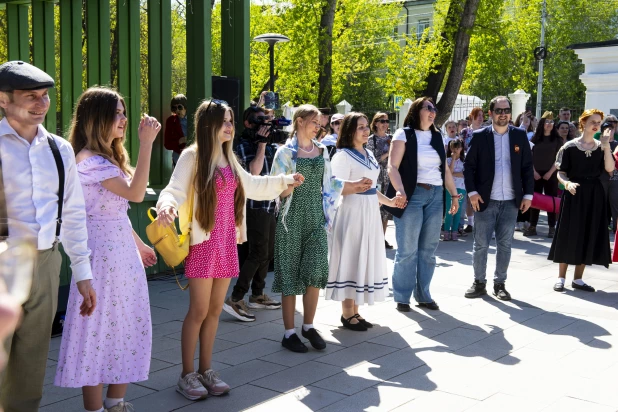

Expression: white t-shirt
xmin=447 ymin=157 xmax=466 ymax=190
xmin=392 ymin=128 xmax=443 ymax=186
xmin=443 ymin=136 xmax=458 ymax=148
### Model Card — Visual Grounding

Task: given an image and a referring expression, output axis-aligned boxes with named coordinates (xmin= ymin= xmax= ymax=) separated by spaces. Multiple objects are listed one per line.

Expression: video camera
xmin=248 ymin=115 xmax=292 ymax=145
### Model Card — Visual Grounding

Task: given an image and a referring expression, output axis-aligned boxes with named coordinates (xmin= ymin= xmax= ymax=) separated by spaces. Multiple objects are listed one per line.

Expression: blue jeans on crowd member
xmin=444 ymin=189 xmax=466 ymax=232
xmin=472 ymin=199 xmax=519 ymax=284
xmin=392 ymin=185 xmax=443 ymax=304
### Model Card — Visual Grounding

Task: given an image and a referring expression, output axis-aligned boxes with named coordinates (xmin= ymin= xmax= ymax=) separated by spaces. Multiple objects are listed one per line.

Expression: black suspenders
xmin=46 ymin=136 xmax=65 ymax=249
xmin=0 ymin=135 xmax=65 ymax=247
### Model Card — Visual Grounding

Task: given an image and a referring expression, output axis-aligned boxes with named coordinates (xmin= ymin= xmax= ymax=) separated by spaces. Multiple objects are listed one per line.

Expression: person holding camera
xmin=223 ymin=106 xmax=282 ymax=322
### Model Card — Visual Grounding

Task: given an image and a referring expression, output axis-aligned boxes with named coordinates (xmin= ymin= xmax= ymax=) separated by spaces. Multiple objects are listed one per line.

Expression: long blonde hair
xmin=192 ymin=100 xmax=246 ymax=233
xmin=68 ymin=87 xmax=133 ymax=177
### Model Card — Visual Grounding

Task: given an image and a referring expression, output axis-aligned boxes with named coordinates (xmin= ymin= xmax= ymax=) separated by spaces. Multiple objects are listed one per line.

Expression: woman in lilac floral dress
xmin=54 ymin=87 xmax=160 ymax=412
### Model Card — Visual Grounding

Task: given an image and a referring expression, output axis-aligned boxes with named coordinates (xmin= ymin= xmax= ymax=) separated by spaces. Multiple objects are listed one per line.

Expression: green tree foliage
xmin=462 ymin=0 xmax=618 ymax=113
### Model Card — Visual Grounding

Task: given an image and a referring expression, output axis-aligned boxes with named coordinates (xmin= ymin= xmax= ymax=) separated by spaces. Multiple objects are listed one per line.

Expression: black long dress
xmin=549 ymin=139 xmax=611 ymax=267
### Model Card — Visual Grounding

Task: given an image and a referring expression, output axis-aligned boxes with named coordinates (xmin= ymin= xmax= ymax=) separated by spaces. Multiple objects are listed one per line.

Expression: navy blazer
xmin=383 ymin=128 xmax=446 ymax=218
xmin=463 ymin=125 xmax=534 ymax=212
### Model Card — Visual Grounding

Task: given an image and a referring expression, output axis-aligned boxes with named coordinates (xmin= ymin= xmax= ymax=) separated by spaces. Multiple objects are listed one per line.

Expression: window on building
xmin=417 ymin=19 xmax=430 ymax=38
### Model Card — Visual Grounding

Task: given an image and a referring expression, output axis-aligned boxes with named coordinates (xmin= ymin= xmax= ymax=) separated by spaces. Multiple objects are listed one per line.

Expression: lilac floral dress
xmin=55 ymin=155 xmax=152 ymax=387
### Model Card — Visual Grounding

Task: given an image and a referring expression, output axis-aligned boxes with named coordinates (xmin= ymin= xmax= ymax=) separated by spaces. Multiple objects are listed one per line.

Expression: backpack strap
xmin=47 ymin=136 xmax=65 ymax=248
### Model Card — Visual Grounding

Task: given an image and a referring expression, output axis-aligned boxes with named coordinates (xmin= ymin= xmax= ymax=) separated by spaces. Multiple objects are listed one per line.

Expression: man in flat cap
xmin=0 ymin=61 xmax=96 ymax=412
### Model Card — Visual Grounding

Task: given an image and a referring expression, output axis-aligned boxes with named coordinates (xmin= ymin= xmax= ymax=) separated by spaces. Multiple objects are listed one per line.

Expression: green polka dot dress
xmin=273 ymin=156 xmax=328 ymax=296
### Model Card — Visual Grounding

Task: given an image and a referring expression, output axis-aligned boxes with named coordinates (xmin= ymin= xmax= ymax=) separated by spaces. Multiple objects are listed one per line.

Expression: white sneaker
xmin=106 ymin=402 xmax=135 ymax=412
xmin=524 ymin=222 xmax=531 ymax=230
xmin=198 ymin=369 xmax=231 ymax=396
xmin=515 ymin=222 xmax=524 ymax=232
xmin=176 ymin=372 xmax=209 ymax=401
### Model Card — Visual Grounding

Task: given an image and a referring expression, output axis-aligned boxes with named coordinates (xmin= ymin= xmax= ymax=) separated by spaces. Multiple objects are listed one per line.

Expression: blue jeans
xmin=472 ymin=199 xmax=519 ymax=284
xmin=392 ymin=185 xmax=443 ymax=304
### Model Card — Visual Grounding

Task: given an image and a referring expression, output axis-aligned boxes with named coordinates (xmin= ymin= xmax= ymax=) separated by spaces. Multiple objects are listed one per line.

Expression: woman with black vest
xmin=385 ymin=97 xmax=460 ymax=312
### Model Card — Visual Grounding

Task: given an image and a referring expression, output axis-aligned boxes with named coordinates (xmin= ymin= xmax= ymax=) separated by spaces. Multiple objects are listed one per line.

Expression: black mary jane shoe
xmin=301 ymin=327 xmax=327 ymax=350
xmin=354 ymin=314 xmax=373 ymax=328
xmin=396 ymin=303 xmax=411 ymax=312
xmin=341 ymin=315 xmax=367 ymax=332
xmin=572 ymin=282 xmax=595 ymax=292
xmin=282 ymin=333 xmax=308 ymax=353
xmin=417 ymin=301 xmax=440 ymax=311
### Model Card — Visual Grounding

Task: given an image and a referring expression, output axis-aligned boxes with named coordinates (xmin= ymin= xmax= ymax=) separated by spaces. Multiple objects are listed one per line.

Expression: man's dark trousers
xmin=233 ymin=208 xmax=276 ymax=300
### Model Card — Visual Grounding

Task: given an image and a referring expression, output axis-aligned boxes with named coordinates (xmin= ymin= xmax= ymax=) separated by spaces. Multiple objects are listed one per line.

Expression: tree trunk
xmin=421 ymin=0 xmax=464 ymax=102
xmin=317 ymin=0 xmax=337 ymax=108
xmin=434 ymin=0 xmax=481 ymax=127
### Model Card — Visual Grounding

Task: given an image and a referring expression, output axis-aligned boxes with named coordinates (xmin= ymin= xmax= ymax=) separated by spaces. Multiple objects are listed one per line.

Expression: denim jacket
xmin=271 ymin=135 xmax=344 ymax=232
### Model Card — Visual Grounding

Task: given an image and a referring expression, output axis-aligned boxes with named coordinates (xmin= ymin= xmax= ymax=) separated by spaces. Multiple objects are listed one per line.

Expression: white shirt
xmin=321 ymin=134 xmax=337 ymax=147
xmin=447 ymin=157 xmax=465 ymax=190
xmin=0 ymin=118 xmax=92 ymax=282
xmin=393 ymin=128 xmax=443 ymax=186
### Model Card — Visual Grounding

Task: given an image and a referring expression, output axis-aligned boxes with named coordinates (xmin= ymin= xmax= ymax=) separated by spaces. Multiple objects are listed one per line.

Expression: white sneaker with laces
xmin=199 ymin=369 xmax=231 ymax=396
xmin=176 ymin=372 xmax=209 ymax=401
xmin=105 ymin=401 xmax=135 ymax=412
xmin=223 ymin=297 xmax=256 ymax=322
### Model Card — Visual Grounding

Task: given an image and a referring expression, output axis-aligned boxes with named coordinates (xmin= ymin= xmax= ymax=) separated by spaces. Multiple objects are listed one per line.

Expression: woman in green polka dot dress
xmin=271 ymin=105 xmax=373 ymax=353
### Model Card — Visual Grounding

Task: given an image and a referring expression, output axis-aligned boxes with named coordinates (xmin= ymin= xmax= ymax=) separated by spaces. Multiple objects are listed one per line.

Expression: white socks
xmin=87 ymin=408 xmax=104 ymax=412
xmin=104 ymin=398 xmax=123 ymax=409
xmin=573 ymin=279 xmax=585 ymax=286
xmin=556 ymin=278 xmax=565 ymax=285
xmin=302 ymin=324 xmax=314 ymax=332
xmin=284 ymin=328 xmax=296 ymax=338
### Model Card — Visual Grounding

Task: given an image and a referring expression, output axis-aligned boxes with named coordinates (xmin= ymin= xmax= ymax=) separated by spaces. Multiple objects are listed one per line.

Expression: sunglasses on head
xmin=205 ymin=99 xmax=228 ymax=112
xmin=376 ymin=119 xmax=389 ymax=124
xmin=423 ymin=105 xmax=438 ymax=113
xmin=171 ymin=104 xmax=185 ymax=111
xmin=493 ymin=108 xmax=512 ymax=115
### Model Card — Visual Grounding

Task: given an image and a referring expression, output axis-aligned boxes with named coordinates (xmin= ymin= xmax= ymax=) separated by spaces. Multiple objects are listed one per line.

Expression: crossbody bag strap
xmin=47 ymin=136 xmax=65 ymax=248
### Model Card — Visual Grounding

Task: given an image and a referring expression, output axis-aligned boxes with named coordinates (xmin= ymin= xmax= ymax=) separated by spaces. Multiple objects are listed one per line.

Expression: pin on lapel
xmin=514 ymin=145 xmax=520 ymax=153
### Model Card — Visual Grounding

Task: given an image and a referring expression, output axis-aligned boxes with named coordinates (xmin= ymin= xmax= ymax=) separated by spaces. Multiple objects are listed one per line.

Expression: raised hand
xmin=138 ymin=115 xmax=162 ymax=145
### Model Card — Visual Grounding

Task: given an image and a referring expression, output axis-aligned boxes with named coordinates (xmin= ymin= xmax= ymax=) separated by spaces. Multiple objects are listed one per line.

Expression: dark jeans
xmin=529 ymin=172 xmax=558 ymax=228
xmin=232 ymin=208 xmax=276 ymax=300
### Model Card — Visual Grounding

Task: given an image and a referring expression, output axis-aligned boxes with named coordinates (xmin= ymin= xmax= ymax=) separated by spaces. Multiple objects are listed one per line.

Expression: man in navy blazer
xmin=463 ymin=96 xmax=534 ymax=301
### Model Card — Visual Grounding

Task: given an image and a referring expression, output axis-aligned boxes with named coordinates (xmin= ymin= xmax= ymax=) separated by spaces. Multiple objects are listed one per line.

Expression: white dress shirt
xmin=0 ymin=118 xmax=92 ymax=282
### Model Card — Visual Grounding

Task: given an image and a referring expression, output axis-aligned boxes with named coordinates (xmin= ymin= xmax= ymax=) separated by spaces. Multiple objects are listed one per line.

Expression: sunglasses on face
xmin=331 ymin=121 xmax=342 ymax=126
xmin=376 ymin=119 xmax=389 ymax=124
xmin=493 ymin=108 xmax=512 ymax=115
xmin=171 ymin=104 xmax=185 ymax=111
xmin=423 ymin=105 xmax=438 ymax=113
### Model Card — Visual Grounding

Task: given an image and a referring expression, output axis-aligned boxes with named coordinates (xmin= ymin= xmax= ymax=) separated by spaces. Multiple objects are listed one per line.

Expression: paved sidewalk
xmin=41 ymin=220 xmax=618 ymax=411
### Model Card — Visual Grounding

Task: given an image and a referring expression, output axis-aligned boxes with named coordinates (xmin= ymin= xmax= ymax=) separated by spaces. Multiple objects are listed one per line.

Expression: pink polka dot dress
xmin=54 ymin=155 xmax=151 ymax=387
xmin=184 ymin=165 xmax=239 ymax=279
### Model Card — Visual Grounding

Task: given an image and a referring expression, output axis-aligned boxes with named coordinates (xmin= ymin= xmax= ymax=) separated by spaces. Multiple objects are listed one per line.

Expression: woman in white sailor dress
xmin=326 ymin=112 xmax=406 ymax=331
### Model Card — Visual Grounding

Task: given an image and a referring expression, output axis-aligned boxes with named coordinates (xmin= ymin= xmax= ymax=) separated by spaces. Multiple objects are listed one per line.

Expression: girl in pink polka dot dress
xmin=156 ymin=100 xmax=304 ymax=402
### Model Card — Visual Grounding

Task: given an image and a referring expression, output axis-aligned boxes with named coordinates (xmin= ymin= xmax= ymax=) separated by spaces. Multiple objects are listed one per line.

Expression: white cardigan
xmin=157 ymin=147 xmax=295 ymax=245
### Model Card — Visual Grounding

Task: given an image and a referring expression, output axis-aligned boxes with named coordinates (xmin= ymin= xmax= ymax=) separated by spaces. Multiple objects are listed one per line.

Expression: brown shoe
xmin=523 ymin=226 xmax=537 ymax=237
xmin=547 ymin=227 xmax=555 ymax=238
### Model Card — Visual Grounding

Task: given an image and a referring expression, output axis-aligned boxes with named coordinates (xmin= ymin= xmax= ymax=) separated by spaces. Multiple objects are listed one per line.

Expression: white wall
xmin=572 ymin=43 xmax=618 ymax=116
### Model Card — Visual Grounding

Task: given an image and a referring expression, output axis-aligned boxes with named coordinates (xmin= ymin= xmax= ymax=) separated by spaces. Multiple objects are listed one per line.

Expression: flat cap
xmin=0 ymin=61 xmax=55 ymax=92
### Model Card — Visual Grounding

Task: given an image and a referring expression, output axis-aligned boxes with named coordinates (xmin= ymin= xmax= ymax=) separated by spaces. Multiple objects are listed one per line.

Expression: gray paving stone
xmin=391 ymin=390 xmax=478 ymax=411
xmin=318 ymin=384 xmax=423 ymax=412
xmin=214 ymin=338 xmax=284 ymax=366
xmin=152 ymin=339 xmax=237 ymax=364
xmin=216 ymin=321 xmax=284 ymax=343
xmin=428 ymin=327 xmax=489 ymax=351
xmin=176 ymin=384 xmax=280 ymax=412
xmin=151 ymin=320 xmax=184 ymax=338
xmin=216 ymin=359 xmax=288 ymax=389
xmin=40 ymin=384 xmax=83 ymax=407
xmin=258 ymin=342 xmax=346 ymax=367
xmin=244 ymin=385 xmax=346 ymax=411
xmin=252 ymin=361 xmax=341 ymax=393
xmin=314 ymin=342 xmax=398 ymax=369
xmin=129 ymin=386 xmax=195 ymax=411
xmin=151 ymin=336 xmax=183 ymax=354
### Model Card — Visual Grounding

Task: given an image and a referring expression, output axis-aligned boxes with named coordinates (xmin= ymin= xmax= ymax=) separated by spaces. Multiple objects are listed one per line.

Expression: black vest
xmin=382 ymin=128 xmax=446 ymax=218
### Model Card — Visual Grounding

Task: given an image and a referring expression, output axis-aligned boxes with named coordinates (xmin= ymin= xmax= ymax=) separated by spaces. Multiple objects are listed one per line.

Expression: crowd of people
xmin=1 ymin=59 xmax=618 ymax=412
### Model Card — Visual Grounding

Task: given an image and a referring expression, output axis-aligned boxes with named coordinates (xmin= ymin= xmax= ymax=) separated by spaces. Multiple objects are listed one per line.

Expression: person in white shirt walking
xmin=0 ymin=61 xmax=96 ymax=412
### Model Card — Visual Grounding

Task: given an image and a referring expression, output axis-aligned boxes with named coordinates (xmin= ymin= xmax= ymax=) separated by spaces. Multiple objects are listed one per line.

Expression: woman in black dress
xmin=549 ymin=109 xmax=615 ymax=292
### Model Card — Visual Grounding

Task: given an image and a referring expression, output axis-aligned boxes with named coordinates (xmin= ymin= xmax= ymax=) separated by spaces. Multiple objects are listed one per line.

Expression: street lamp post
xmin=253 ymin=33 xmax=290 ymax=92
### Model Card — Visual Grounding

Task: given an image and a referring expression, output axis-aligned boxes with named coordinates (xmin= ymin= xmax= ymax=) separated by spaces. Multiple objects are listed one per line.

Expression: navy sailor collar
xmin=342 ymin=147 xmax=379 ymax=170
